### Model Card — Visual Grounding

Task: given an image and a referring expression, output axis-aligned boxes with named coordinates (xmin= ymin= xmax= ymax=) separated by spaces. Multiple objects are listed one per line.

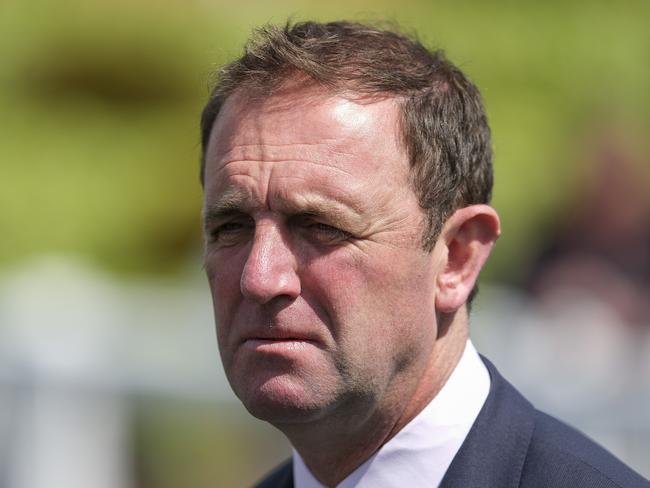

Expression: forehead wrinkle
xmin=211 ymin=151 xmax=364 ymax=204
xmin=215 ymin=142 xmax=360 ymax=178
xmin=217 ymin=141 xmax=332 ymax=160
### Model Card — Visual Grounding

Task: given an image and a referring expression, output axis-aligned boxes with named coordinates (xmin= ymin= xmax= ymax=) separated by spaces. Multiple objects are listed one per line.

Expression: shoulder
xmin=441 ymin=356 xmax=649 ymax=488
xmin=521 ymin=408 xmax=649 ymax=488
xmin=254 ymin=459 xmax=293 ymax=488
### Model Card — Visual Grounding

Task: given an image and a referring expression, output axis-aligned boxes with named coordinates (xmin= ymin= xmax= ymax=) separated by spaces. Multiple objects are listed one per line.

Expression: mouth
xmin=241 ymin=326 xmax=320 ymax=343
xmin=242 ymin=337 xmax=318 ymax=354
xmin=244 ymin=335 xmax=318 ymax=345
xmin=239 ymin=326 xmax=322 ymax=351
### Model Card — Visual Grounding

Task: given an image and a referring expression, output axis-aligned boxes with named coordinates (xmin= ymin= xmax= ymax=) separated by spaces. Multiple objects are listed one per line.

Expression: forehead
xmin=204 ymin=86 xmax=407 ymax=185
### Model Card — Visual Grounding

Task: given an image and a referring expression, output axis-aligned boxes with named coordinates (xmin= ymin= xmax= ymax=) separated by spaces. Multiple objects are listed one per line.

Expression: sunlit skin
xmin=203 ymin=83 xmax=500 ymax=486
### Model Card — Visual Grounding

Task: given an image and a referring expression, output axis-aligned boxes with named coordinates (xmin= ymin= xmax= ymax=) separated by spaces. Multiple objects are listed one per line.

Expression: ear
xmin=434 ymin=205 xmax=501 ymax=313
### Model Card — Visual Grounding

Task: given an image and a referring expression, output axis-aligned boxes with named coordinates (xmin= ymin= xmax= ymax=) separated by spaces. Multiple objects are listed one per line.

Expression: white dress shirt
xmin=293 ymin=340 xmax=490 ymax=488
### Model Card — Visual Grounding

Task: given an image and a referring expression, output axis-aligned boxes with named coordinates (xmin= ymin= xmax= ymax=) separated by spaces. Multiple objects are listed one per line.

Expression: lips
xmin=237 ymin=325 xmax=324 ymax=351
xmin=239 ymin=335 xmax=320 ymax=357
xmin=230 ymin=302 xmax=327 ymax=350
xmin=241 ymin=329 xmax=320 ymax=344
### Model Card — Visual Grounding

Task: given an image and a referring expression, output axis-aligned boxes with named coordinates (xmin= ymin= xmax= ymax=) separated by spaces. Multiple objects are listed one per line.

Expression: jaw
xmin=279 ymin=312 xmax=470 ymax=487
xmin=224 ymin=344 xmax=345 ymax=424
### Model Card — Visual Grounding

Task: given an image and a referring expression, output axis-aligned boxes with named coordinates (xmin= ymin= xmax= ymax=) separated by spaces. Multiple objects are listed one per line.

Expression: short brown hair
xmin=200 ymin=20 xmax=493 ymax=251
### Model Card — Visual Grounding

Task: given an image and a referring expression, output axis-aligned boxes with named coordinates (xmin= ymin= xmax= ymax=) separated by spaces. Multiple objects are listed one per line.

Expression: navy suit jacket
xmin=256 ymin=357 xmax=649 ymax=487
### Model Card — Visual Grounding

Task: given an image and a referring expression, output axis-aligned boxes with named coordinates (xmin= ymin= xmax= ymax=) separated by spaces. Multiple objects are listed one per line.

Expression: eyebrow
xmin=204 ymin=187 xmax=362 ymax=229
xmin=203 ymin=188 xmax=251 ymax=223
xmin=289 ymin=197 xmax=359 ymax=228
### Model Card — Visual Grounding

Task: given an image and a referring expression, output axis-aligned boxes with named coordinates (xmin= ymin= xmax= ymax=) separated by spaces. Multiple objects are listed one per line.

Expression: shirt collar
xmin=293 ymin=339 xmax=490 ymax=488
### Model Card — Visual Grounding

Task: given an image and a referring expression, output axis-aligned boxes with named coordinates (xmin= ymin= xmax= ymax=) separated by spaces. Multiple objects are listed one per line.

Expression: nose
xmin=240 ymin=221 xmax=301 ymax=304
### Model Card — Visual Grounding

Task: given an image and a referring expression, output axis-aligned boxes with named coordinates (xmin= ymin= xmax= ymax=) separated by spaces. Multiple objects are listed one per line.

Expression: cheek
xmin=205 ymin=251 xmax=246 ymax=340
xmin=311 ymin=247 xmax=434 ymax=311
xmin=306 ymin=249 xmax=437 ymax=353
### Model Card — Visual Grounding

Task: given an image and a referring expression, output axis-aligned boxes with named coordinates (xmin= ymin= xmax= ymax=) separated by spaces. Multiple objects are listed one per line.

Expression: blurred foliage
xmin=1 ymin=0 xmax=649 ymax=281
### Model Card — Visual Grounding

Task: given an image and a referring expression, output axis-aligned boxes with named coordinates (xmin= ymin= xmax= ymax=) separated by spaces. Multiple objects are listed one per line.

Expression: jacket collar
xmin=256 ymin=357 xmax=536 ymax=488
xmin=439 ymin=356 xmax=535 ymax=488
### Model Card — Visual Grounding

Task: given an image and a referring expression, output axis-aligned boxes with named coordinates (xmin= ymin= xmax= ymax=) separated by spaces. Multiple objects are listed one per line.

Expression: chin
xmin=236 ymin=373 xmax=334 ymax=425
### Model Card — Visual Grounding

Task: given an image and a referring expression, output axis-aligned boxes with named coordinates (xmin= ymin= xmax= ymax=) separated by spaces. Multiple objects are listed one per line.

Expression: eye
xmin=295 ymin=216 xmax=351 ymax=245
xmin=206 ymin=218 xmax=253 ymax=247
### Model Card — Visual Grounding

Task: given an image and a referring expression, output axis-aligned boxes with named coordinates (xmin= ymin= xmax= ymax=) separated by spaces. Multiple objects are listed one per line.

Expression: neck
xmin=281 ymin=310 xmax=469 ymax=487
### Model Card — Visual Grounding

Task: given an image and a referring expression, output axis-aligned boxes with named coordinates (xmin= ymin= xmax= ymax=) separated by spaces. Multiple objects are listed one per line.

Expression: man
xmin=200 ymin=21 xmax=649 ymax=488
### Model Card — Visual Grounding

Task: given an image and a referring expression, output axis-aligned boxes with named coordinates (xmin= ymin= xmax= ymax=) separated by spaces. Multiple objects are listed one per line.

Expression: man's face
xmin=203 ymin=86 xmax=443 ymax=424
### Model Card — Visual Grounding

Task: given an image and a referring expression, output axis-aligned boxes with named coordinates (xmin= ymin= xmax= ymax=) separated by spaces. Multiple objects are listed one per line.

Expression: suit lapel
xmin=255 ymin=459 xmax=293 ymax=488
xmin=439 ymin=357 xmax=535 ymax=488
xmin=257 ymin=358 xmax=535 ymax=488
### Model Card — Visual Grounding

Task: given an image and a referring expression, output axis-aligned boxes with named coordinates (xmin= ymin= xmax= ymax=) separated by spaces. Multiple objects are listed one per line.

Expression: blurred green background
xmin=1 ymin=0 xmax=649 ymax=486
xmin=2 ymin=0 xmax=648 ymax=280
